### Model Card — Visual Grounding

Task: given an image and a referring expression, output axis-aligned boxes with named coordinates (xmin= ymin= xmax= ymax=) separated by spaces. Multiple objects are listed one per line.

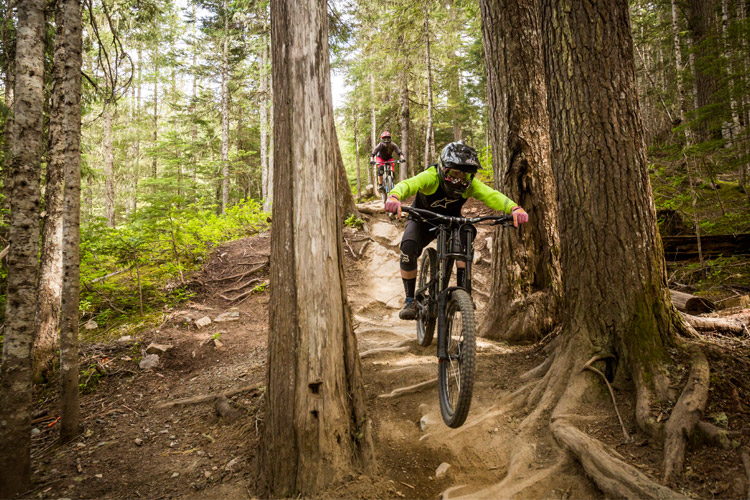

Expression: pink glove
xmin=511 ymin=206 xmax=528 ymax=227
xmin=385 ymin=195 xmax=401 ymax=216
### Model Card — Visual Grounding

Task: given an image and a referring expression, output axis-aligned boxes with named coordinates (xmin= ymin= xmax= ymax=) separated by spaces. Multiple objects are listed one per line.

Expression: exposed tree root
xmin=377 ymin=378 xmax=437 ymax=399
xmin=695 ymin=420 xmax=734 ymax=449
xmin=551 ymin=419 xmax=689 ymax=500
xmin=662 ymin=346 xmax=709 ymax=484
xmin=519 ymin=354 xmax=554 ymax=382
xmin=359 ymin=345 xmax=411 ymax=359
xmin=582 ymin=355 xmax=630 ymax=441
xmin=681 ymin=312 xmax=748 ymax=335
xmin=741 ymin=449 xmax=750 ymax=500
xmin=155 ymin=383 xmax=263 ymax=409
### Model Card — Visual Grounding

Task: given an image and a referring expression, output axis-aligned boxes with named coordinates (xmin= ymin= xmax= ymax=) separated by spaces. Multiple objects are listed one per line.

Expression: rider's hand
xmin=511 ymin=206 xmax=528 ymax=227
xmin=385 ymin=195 xmax=401 ymax=216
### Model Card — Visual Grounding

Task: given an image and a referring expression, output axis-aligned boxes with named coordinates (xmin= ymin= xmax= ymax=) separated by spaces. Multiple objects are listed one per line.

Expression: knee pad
xmin=400 ymin=240 xmax=420 ymax=272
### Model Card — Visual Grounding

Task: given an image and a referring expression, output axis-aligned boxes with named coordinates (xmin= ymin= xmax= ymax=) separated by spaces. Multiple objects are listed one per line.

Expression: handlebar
xmin=370 ymin=159 xmax=406 ymax=165
xmin=401 ymin=206 xmax=513 ymax=226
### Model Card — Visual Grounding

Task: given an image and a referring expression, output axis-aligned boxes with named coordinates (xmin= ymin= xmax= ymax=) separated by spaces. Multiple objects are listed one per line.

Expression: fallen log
xmin=670 ymin=289 xmax=716 ymax=314
xmin=356 ymin=204 xmax=385 ymax=215
xmin=662 ymin=234 xmax=750 ymax=261
xmin=681 ymin=312 xmax=748 ymax=335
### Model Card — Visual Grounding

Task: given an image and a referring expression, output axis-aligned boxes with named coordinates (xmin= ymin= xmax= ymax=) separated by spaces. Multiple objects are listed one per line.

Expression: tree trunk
xmin=354 ymin=102 xmax=361 ymax=199
xmin=2 ymin=15 xmax=15 ymax=215
xmin=34 ymin=72 xmax=67 ymax=381
xmin=259 ymin=1 xmax=374 ymax=495
xmin=104 ymin=106 xmax=115 ymax=227
xmin=0 ymin=0 xmax=44 ymax=495
xmin=261 ymin=31 xmax=270 ymax=212
xmin=221 ymin=0 xmax=230 ymax=213
xmin=688 ymin=0 xmax=720 ymax=142
xmin=424 ymin=9 xmax=435 ymax=167
xmin=369 ymin=71 xmax=375 ymax=184
xmin=133 ymin=45 xmax=141 ymax=214
xmin=720 ymin=0 xmax=740 ymax=145
xmin=478 ymin=0 xmax=562 ymax=343
xmin=538 ymin=0 xmax=693 ymax=492
xmin=152 ymin=62 xmax=158 ymax=178
xmin=736 ymin=0 xmax=750 ymax=199
xmin=55 ymin=0 xmax=82 ymax=445
xmin=399 ymin=66 xmax=410 ymax=181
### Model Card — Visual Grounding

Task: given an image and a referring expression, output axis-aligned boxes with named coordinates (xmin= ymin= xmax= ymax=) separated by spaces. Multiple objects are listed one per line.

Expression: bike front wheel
xmin=438 ymin=289 xmax=476 ymax=428
xmin=416 ymin=248 xmax=437 ymax=347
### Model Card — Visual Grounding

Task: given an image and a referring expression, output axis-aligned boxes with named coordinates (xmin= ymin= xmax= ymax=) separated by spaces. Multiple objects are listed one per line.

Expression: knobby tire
xmin=438 ymin=289 xmax=476 ymax=428
xmin=416 ymin=248 xmax=437 ymax=347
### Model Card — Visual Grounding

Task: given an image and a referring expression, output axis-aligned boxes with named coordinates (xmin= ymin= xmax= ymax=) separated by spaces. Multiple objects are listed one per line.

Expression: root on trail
xmin=582 ymin=355 xmax=630 ymax=441
xmin=662 ymin=346 xmax=710 ymax=484
xmin=377 ymin=378 xmax=437 ymax=399
xmin=359 ymin=345 xmax=410 ymax=359
xmin=551 ymin=419 xmax=689 ymax=500
xmin=155 ymin=383 xmax=263 ymax=409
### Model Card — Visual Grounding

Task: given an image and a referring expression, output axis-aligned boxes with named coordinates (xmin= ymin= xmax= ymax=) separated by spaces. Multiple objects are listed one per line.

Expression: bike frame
xmin=404 ymin=207 xmax=512 ymax=360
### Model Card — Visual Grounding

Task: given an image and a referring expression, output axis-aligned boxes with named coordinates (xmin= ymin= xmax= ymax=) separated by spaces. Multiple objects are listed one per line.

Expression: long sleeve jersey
xmin=389 ymin=166 xmax=517 ymax=216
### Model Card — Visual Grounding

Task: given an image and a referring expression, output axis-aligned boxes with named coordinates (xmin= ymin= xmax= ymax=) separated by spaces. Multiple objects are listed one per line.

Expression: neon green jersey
xmin=388 ymin=166 xmax=517 ymax=215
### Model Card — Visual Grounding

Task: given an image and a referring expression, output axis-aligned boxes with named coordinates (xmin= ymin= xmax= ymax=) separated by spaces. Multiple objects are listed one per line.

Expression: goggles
xmin=382 ymin=136 xmax=391 ymax=143
xmin=444 ymin=167 xmax=473 ymax=183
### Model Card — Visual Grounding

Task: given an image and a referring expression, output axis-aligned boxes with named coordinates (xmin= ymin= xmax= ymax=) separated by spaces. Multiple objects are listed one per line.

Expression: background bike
xmin=373 ymin=159 xmax=405 ymax=203
xmin=401 ymin=206 xmax=513 ymax=428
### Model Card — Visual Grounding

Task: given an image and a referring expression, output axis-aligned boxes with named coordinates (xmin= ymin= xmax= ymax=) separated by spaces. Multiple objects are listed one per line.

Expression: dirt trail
xmin=28 ymin=201 xmax=749 ymax=499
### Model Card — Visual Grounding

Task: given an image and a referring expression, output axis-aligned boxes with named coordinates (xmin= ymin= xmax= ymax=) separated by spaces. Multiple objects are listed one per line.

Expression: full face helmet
xmin=438 ymin=141 xmax=480 ymax=198
xmin=380 ymin=131 xmax=392 ymax=143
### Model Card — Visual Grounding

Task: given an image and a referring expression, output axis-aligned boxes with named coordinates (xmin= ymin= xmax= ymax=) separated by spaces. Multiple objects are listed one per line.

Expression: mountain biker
xmin=371 ymin=131 xmax=405 ymax=192
xmin=384 ymin=141 xmax=529 ymax=320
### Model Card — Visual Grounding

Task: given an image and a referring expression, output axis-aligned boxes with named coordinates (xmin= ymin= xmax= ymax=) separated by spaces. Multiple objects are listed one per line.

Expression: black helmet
xmin=438 ymin=141 xmax=480 ymax=198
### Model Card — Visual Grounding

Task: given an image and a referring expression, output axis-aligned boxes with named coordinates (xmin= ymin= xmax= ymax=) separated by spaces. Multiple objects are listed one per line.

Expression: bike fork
xmin=437 ymin=291 xmax=448 ymax=360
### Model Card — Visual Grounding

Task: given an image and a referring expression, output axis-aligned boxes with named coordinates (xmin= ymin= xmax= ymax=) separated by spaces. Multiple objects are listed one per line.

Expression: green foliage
xmin=79 ymin=363 xmax=104 ymax=394
xmin=78 ymin=199 xmax=268 ymax=325
xmin=344 ymin=213 xmax=364 ymax=229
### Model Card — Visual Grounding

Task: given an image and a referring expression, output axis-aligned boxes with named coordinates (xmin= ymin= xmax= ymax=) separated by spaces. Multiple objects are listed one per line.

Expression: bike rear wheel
xmin=416 ymin=248 xmax=437 ymax=347
xmin=438 ymin=289 xmax=476 ymax=428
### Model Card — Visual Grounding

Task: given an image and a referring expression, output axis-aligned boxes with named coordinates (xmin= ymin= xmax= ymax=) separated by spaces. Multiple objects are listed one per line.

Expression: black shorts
xmin=401 ymin=219 xmax=437 ymax=251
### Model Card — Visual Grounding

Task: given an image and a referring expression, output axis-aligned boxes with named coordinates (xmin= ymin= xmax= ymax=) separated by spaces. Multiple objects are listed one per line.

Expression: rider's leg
xmin=399 ymin=221 xmax=436 ymax=320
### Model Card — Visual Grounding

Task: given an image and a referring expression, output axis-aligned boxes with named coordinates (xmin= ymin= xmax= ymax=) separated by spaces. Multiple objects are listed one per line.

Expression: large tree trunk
xmin=221 ymin=0 xmax=230 ymax=213
xmin=258 ymin=1 xmax=374 ymax=495
xmin=463 ymin=1 xmax=699 ymax=497
xmin=399 ymin=66 xmax=410 ymax=181
xmin=0 ymin=0 xmax=44 ymax=495
xmin=2 ymin=14 xmax=15 ymax=215
xmin=423 ymin=8 xmax=435 ymax=167
xmin=478 ymin=0 xmax=561 ymax=343
xmin=133 ymin=45 xmax=141 ymax=214
xmin=55 ymin=0 xmax=82 ymax=444
xmin=104 ymin=106 xmax=115 ymax=226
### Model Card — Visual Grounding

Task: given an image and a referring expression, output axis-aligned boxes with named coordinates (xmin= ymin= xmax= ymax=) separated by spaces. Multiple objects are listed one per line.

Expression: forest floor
xmin=27 ymin=199 xmax=750 ymax=500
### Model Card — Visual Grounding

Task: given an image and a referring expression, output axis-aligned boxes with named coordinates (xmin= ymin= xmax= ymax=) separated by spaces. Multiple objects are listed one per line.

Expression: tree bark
xmin=152 ymin=61 xmax=158 ymax=178
xmin=687 ymin=0 xmax=720 ymax=142
xmin=423 ymin=8 xmax=435 ymax=167
xmin=133 ymin=45 xmax=141 ymax=214
xmin=55 ymin=0 xmax=82 ymax=445
xmin=478 ymin=0 xmax=561 ymax=343
xmin=354 ymin=102 xmax=361 ymax=198
xmin=221 ymin=0 xmax=230 ymax=213
xmin=259 ymin=1 xmax=374 ymax=495
xmin=399 ymin=66 xmax=410 ymax=181
xmin=369 ymin=71 xmax=375 ymax=184
xmin=0 ymin=0 xmax=44 ymax=495
xmin=261 ymin=30 xmax=270 ymax=212
xmin=34 ymin=62 xmax=67 ymax=381
xmin=104 ymin=105 xmax=115 ymax=227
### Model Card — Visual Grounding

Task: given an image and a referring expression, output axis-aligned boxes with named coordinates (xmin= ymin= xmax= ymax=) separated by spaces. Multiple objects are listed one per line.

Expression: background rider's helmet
xmin=381 ymin=131 xmax=392 ymax=143
xmin=438 ymin=141 xmax=480 ymax=199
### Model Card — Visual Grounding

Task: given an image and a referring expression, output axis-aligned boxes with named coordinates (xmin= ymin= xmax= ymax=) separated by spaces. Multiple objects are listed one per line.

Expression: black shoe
xmin=399 ymin=298 xmax=417 ymax=320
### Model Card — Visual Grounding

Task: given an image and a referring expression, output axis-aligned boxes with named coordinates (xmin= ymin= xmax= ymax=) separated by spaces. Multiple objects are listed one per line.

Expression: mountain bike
xmin=372 ymin=159 xmax=405 ymax=203
xmin=401 ymin=206 xmax=513 ymax=428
